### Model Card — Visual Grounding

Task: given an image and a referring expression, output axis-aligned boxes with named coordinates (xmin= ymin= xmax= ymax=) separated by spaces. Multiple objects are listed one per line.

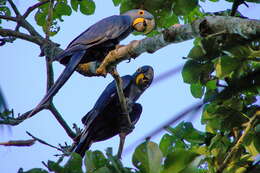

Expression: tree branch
xmin=0 ymin=15 xmax=18 ymax=22
xmin=96 ymin=16 xmax=260 ymax=75
xmin=217 ymin=110 xmax=260 ymax=173
xmin=0 ymin=28 xmax=43 ymax=45
xmin=26 ymin=131 xmax=64 ymax=152
xmin=0 ymin=139 xmax=35 ymax=147
xmin=110 ymin=68 xmax=132 ymax=159
xmin=7 ymin=0 xmax=21 ymax=16
xmin=45 ymin=0 xmax=54 ymax=40
xmin=48 ymin=104 xmax=76 ymax=139
xmin=23 ymin=0 xmax=50 ymax=19
xmin=0 ymin=106 xmax=45 ymax=125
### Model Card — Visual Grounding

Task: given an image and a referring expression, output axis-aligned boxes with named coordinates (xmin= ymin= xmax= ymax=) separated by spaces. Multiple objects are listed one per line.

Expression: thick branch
xmin=217 ymin=110 xmax=260 ymax=173
xmin=0 ymin=15 xmax=18 ymax=22
xmin=0 ymin=28 xmax=43 ymax=45
xmin=96 ymin=16 xmax=260 ymax=75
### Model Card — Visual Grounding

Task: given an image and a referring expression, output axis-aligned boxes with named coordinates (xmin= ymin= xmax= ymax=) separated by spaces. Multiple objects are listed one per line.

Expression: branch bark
xmin=0 ymin=28 xmax=43 ymax=45
xmin=0 ymin=15 xmax=18 ymax=22
xmin=96 ymin=16 xmax=260 ymax=75
xmin=0 ymin=139 xmax=35 ymax=147
xmin=110 ymin=68 xmax=132 ymax=158
xmin=48 ymin=104 xmax=76 ymax=139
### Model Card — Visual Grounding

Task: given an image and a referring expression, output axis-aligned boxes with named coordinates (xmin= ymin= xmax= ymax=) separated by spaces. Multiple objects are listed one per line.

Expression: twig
xmin=23 ymin=0 xmax=50 ymax=19
xmin=0 ymin=139 xmax=35 ymax=146
xmin=26 ymin=131 xmax=64 ymax=152
xmin=110 ymin=68 xmax=132 ymax=159
xmin=7 ymin=0 xmax=21 ymax=16
xmin=42 ymin=161 xmax=51 ymax=172
xmin=48 ymin=104 xmax=76 ymax=139
xmin=0 ymin=106 xmax=45 ymax=125
xmin=217 ymin=110 xmax=259 ymax=173
xmin=45 ymin=0 xmax=54 ymax=40
xmin=230 ymin=0 xmax=248 ymax=16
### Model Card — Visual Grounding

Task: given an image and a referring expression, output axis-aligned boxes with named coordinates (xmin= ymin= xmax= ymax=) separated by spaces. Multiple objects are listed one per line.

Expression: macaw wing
xmin=55 ymin=15 xmax=132 ymax=61
xmin=81 ymin=75 xmax=133 ymax=125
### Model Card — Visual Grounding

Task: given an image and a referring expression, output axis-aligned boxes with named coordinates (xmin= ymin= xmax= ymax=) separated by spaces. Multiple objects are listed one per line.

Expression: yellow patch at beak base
xmin=133 ymin=18 xmax=145 ymax=26
xmin=136 ymin=73 xmax=144 ymax=85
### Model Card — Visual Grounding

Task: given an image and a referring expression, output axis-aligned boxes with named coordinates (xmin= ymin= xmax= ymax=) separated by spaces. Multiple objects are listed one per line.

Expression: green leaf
xmin=168 ymin=122 xmax=205 ymax=144
xmin=190 ymin=83 xmax=205 ymax=98
xmin=80 ymin=0 xmax=95 ymax=15
xmin=163 ymin=149 xmax=199 ymax=173
xmin=47 ymin=161 xmax=64 ymax=173
xmin=70 ymin=0 xmax=80 ymax=11
xmin=35 ymin=10 xmax=47 ymax=26
xmin=173 ymin=0 xmax=198 ymax=16
xmin=85 ymin=150 xmax=108 ymax=172
xmin=0 ymin=6 xmax=11 ymax=16
xmin=188 ymin=45 xmax=205 ymax=60
xmin=255 ymin=124 xmax=260 ymax=133
xmin=0 ymin=0 xmax=7 ymax=5
xmin=182 ymin=60 xmax=204 ymax=84
xmin=224 ymin=45 xmax=252 ymax=58
xmin=206 ymin=80 xmax=217 ymax=90
xmin=64 ymin=153 xmax=83 ymax=173
xmin=112 ymin=0 xmax=121 ymax=6
xmin=105 ymin=148 xmax=128 ymax=173
xmin=93 ymin=167 xmax=111 ymax=173
xmin=54 ymin=2 xmax=72 ymax=20
xmin=215 ymin=56 xmax=241 ymax=78
xmin=132 ymin=141 xmax=163 ymax=173
xmin=159 ymin=134 xmax=173 ymax=156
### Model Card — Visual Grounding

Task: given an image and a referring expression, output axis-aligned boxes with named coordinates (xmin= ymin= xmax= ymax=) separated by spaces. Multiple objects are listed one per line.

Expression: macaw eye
xmin=137 ymin=68 xmax=142 ymax=73
xmin=138 ymin=10 xmax=144 ymax=15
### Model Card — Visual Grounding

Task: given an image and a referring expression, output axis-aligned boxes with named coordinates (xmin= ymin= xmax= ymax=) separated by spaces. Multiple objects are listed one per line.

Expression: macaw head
xmin=123 ymin=9 xmax=155 ymax=34
xmin=133 ymin=65 xmax=154 ymax=90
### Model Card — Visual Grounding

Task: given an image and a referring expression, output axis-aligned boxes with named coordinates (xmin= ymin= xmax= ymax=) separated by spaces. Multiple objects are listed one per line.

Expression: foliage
xmin=0 ymin=0 xmax=260 ymax=173
xmin=34 ymin=0 xmax=95 ymax=36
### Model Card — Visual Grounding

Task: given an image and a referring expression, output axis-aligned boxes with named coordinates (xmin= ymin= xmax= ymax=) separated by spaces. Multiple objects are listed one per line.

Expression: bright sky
xmin=0 ymin=0 xmax=259 ymax=172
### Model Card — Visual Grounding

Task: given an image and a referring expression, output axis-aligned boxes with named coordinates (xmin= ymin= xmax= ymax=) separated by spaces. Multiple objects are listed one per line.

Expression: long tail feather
xmin=28 ymin=50 xmax=86 ymax=118
xmin=73 ymin=130 xmax=92 ymax=157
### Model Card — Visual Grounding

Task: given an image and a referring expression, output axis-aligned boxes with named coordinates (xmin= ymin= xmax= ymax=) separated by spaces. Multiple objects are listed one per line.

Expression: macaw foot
xmin=128 ymin=40 xmax=140 ymax=59
xmin=120 ymin=123 xmax=135 ymax=134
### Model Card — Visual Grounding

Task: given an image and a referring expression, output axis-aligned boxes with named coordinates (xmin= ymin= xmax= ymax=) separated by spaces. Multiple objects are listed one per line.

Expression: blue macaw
xmin=73 ymin=66 xmax=154 ymax=157
xmin=29 ymin=10 xmax=155 ymax=116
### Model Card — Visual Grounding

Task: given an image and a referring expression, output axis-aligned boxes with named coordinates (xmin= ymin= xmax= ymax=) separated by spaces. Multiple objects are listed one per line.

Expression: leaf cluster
xmin=34 ymin=0 xmax=95 ymax=36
